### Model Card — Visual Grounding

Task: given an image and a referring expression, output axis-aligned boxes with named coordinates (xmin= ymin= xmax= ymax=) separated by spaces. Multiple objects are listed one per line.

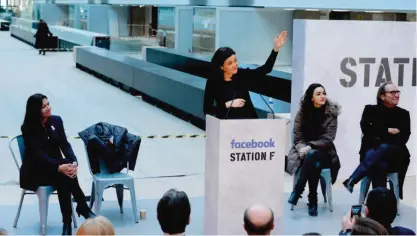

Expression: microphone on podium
xmin=259 ymin=94 xmax=275 ymax=119
xmin=225 ymin=91 xmax=237 ymax=119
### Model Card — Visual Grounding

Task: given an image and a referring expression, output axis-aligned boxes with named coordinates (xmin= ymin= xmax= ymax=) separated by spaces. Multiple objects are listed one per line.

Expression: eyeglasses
xmin=384 ymin=90 xmax=401 ymax=95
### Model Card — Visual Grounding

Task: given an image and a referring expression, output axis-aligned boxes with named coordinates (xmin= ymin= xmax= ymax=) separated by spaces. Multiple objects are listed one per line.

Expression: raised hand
xmin=274 ymin=31 xmax=288 ymax=51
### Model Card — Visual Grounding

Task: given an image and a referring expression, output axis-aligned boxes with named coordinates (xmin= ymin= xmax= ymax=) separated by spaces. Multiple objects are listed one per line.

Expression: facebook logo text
xmin=231 ymin=139 xmax=275 ymax=149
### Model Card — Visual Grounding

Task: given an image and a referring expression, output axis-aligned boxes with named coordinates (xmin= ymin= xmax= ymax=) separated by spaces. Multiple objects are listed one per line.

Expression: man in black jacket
xmin=343 ymin=82 xmax=411 ymax=199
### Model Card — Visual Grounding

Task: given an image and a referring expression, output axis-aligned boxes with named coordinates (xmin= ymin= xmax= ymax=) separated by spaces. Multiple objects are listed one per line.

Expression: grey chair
xmin=9 ymin=135 xmax=77 ymax=235
xmin=291 ymin=168 xmax=333 ymax=212
xmin=359 ymin=172 xmax=400 ymax=214
xmin=84 ymin=145 xmax=139 ymax=223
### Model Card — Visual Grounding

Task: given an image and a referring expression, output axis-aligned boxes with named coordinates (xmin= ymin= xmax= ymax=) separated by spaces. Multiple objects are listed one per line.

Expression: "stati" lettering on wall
xmin=340 ymin=57 xmax=416 ymax=87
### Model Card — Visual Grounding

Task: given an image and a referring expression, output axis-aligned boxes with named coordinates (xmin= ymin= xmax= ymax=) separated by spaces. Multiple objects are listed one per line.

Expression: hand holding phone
xmin=351 ymin=205 xmax=362 ymax=219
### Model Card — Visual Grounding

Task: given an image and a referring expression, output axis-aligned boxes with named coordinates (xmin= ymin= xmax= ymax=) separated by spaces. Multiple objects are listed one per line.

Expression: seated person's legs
xmin=343 ymin=144 xmax=397 ymax=193
xmin=288 ymin=149 xmax=328 ymax=206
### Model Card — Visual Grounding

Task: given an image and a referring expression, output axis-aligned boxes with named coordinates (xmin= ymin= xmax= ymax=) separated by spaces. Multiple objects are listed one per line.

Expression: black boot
xmin=308 ymin=203 xmax=318 ymax=216
xmin=288 ymin=191 xmax=301 ymax=206
xmin=62 ymin=222 xmax=72 ymax=235
xmin=76 ymin=205 xmax=96 ymax=219
xmin=343 ymin=178 xmax=355 ymax=193
xmin=308 ymin=193 xmax=318 ymax=216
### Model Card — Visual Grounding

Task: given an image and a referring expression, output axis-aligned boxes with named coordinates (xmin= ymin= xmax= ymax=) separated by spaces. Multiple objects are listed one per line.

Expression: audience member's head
xmin=76 ymin=216 xmax=115 ymax=235
xmin=303 ymin=233 xmax=321 ymax=235
xmin=365 ymin=187 xmax=397 ymax=228
xmin=243 ymin=204 xmax=274 ymax=235
xmin=0 ymin=228 xmax=7 ymax=235
xmin=157 ymin=188 xmax=191 ymax=235
xmin=351 ymin=217 xmax=388 ymax=235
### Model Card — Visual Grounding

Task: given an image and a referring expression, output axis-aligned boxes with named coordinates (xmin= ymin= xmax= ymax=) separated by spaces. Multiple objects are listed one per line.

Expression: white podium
xmin=204 ymin=115 xmax=287 ymax=235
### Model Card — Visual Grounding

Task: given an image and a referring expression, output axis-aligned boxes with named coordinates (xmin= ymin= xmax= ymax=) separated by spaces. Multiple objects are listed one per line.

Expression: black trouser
xmin=39 ymin=173 xmax=89 ymax=223
xmin=349 ymin=143 xmax=398 ymax=187
xmin=294 ymin=149 xmax=331 ymax=203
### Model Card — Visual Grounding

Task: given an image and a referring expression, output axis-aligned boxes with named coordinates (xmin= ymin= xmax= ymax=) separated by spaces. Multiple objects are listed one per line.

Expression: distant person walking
xmin=34 ymin=19 xmax=53 ymax=55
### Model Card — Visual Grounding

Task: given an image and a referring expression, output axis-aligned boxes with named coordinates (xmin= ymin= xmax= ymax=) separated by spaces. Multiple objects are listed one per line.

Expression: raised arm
xmin=241 ymin=31 xmax=287 ymax=74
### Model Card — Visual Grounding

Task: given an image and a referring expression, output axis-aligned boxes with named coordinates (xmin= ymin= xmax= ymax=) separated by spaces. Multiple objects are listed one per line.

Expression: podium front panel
xmin=205 ymin=116 xmax=286 ymax=235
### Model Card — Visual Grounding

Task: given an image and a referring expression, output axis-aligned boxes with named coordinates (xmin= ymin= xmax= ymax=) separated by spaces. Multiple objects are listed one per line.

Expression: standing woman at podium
xmin=203 ymin=31 xmax=287 ymax=119
xmin=285 ymin=83 xmax=341 ymax=216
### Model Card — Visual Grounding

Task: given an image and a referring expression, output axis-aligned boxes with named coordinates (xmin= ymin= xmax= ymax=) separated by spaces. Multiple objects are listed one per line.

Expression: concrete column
xmin=88 ymin=4 xmax=109 ymax=34
xmin=174 ymin=6 xmax=193 ymax=53
xmin=74 ymin=5 xmax=81 ymax=29
xmin=40 ymin=4 xmax=68 ymax=25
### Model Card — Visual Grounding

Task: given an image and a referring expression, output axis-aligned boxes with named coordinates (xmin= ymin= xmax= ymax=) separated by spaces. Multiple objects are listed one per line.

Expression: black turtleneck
xmin=303 ymin=106 xmax=326 ymax=141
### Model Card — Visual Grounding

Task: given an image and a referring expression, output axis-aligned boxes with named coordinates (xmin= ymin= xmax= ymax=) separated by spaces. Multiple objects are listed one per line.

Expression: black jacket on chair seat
xmin=78 ymin=122 xmax=141 ymax=173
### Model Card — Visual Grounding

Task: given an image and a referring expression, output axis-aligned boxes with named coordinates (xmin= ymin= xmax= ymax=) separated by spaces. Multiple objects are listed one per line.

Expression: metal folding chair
xmin=291 ymin=168 xmax=333 ymax=212
xmin=359 ymin=172 xmax=400 ymax=215
xmin=83 ymin=144 xmax=139 ymax=223
xmin=9 ymin=135 xmax=77 ymax=235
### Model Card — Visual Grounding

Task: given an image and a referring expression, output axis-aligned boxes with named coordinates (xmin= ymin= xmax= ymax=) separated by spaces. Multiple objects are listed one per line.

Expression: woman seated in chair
xmin=285 ymin=83 xmax=341 ymax=216
xmin=20 ymin=93 xmax=96 ymax=235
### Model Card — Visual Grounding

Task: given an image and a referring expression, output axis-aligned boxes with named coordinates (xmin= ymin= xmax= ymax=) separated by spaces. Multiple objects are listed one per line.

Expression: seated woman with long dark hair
xmin=20 ymin=93 xmax=95 ymax=235
xmin=285 ymin=83 xmax=341 ymax=216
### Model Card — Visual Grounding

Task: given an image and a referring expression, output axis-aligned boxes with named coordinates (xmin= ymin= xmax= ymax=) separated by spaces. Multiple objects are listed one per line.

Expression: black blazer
xmin=20 ymin=115 xmax=77 ymax=191
xmin=359 ymin=104 xmax=411 ymax=159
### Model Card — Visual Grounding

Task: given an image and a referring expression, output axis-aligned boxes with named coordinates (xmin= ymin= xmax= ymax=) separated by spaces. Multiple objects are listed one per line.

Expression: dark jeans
xmin=294 ymin=149 xmax=331 ymax=203
xmin=39 ymin=172 xmax=89 ymax=222
xmin=349 ymin=143 xmax=398 ymax=187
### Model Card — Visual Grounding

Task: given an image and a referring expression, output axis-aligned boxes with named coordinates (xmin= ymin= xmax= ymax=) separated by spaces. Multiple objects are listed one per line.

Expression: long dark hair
xmin=299 ymin=83 xmax=327 ymax=128
xmin=21 ymin=93 xmax=48 ymax=134
xmin=210 ymin=47 xmax=236 ymax=80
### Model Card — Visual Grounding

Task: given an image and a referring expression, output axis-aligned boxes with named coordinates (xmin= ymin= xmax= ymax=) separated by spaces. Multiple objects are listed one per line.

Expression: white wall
xmin=291 ymin=20 xmax=416 ymax=179
xmin=216 ymin=7 xmax=293 ymax=66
